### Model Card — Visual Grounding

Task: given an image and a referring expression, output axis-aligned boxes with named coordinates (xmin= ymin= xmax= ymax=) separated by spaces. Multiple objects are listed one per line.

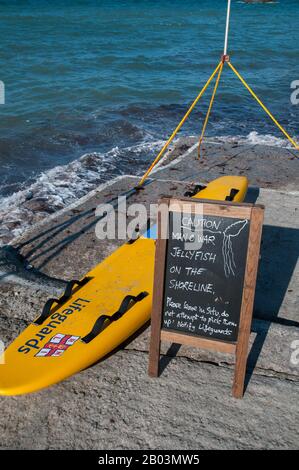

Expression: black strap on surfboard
xmin=184 ymin=184 xmax=206 ymax=197
xmin=33 ymin=277 xmax=90 ymax=325
xmin=81 ymin=291 xmax=149 ymax=344
xmin=225 ymin=188 xmax=239 ymax=201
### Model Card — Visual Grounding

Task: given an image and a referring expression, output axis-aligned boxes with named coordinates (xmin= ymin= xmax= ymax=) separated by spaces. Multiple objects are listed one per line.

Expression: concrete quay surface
xmin=0 ymin=140 xmax=298 ymax=449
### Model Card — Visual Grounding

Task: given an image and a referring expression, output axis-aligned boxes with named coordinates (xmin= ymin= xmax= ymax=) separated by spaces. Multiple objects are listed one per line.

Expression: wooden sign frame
xmin=148 ymin=197 xmax=264 ymax=398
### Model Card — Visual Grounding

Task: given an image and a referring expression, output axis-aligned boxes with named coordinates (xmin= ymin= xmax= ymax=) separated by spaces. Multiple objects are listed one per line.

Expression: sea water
xmin=0 ymin=0 xmax=298 ymax=241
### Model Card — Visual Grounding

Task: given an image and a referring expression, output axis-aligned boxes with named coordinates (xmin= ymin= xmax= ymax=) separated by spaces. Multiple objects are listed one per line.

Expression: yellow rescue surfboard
xmin=0 ymin=175 xmax=248 ymax=395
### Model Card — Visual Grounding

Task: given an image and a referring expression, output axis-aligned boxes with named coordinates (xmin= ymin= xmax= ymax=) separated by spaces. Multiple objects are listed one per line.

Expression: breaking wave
xmin=0 ymin=139 xmax=164 ymax=245
xmin=0 ymin=129 xmax=297 ymax=246
xmin=206 ymin=131 xmax=297 ymax=148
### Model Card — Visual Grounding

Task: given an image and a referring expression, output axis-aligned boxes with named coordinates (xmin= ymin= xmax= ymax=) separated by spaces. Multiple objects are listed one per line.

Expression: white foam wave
xmin=207 ymin=131 xmax=297 ymax=148
xmin=0 ymin=140 xmax=164 ymax=245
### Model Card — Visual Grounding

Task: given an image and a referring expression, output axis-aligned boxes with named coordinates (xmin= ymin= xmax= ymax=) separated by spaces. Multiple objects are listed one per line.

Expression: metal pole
xmin=223 ymin=0 xmax=231 ymax=56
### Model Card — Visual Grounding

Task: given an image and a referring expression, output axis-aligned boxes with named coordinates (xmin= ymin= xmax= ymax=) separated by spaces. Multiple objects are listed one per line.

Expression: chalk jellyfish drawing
xmin=205 ymin=219 xmax=248 ymax=278
xmin=222 ymin=220 xmax=248 ymax=277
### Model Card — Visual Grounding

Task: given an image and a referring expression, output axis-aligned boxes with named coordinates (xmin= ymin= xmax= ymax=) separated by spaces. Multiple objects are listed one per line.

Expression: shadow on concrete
xmin=245 ymin=224 xmax=299 ymax=392
xmin=21 ymin=205 xmax=108 ymax=270
xmin=18 ymin=206 xmax=95 ymax=254
xmin=88 ymin=321 xmax=151 ymax=369
xmin=0 ymin=245 xmax=67 ymax=290
xmin=254 ymin=225 xmax=299 ymax=325
xmin=16 ymin=181 xmax=154 ymax=271
xmin=244 ymin=186 xmax=260 ymax=204
xmin=159 ymin=343 xmax=182 ymax=375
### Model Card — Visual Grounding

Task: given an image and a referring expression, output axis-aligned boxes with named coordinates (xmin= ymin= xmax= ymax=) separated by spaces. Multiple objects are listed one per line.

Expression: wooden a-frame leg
xmin=232 ymin=206 xmax=264 ymax=398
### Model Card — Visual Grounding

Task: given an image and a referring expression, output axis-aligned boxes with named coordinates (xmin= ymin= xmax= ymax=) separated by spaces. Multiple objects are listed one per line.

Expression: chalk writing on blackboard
xmin=171 ymin=211 xmax=248 ymax=278
xmin=162 ymin=212 xmax=250 ymax=342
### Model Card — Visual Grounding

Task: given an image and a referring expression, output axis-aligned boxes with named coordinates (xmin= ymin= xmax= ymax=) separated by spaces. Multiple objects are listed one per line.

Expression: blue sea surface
xmin=0 ymin=0 xmax=298 ymax=202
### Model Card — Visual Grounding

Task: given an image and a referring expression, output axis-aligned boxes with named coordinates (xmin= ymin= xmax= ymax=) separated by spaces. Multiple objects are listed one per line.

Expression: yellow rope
xmin=228 ymin=61 xmax=299 ymax=151
xmin=137 ymin=61 xmax=222 ymax=187
xmin=198 ymin=62 xmax=224 ymax=159
xmin=138 ymin=59 xmax=298 ymax=188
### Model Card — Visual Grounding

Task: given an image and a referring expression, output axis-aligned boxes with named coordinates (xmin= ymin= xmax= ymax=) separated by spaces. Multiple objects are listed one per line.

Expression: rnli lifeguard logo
xmin=35 ymin=334 xmax=80 ymax=357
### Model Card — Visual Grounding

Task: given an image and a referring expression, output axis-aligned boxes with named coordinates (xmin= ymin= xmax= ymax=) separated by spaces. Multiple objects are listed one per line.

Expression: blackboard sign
xmin=149 ymin=197 xmax=264 ymax=398
xmin=162 ymin=211 xmax=250 ymax=342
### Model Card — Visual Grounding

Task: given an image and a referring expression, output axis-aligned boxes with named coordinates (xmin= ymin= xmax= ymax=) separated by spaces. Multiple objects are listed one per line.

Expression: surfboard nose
xmin=193 ymin=176 xmax=248 ymax=202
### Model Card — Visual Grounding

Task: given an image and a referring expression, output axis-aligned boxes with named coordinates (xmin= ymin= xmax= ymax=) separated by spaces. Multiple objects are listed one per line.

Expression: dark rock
xmin=22 ymin=197 xmax=63 ymax=213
